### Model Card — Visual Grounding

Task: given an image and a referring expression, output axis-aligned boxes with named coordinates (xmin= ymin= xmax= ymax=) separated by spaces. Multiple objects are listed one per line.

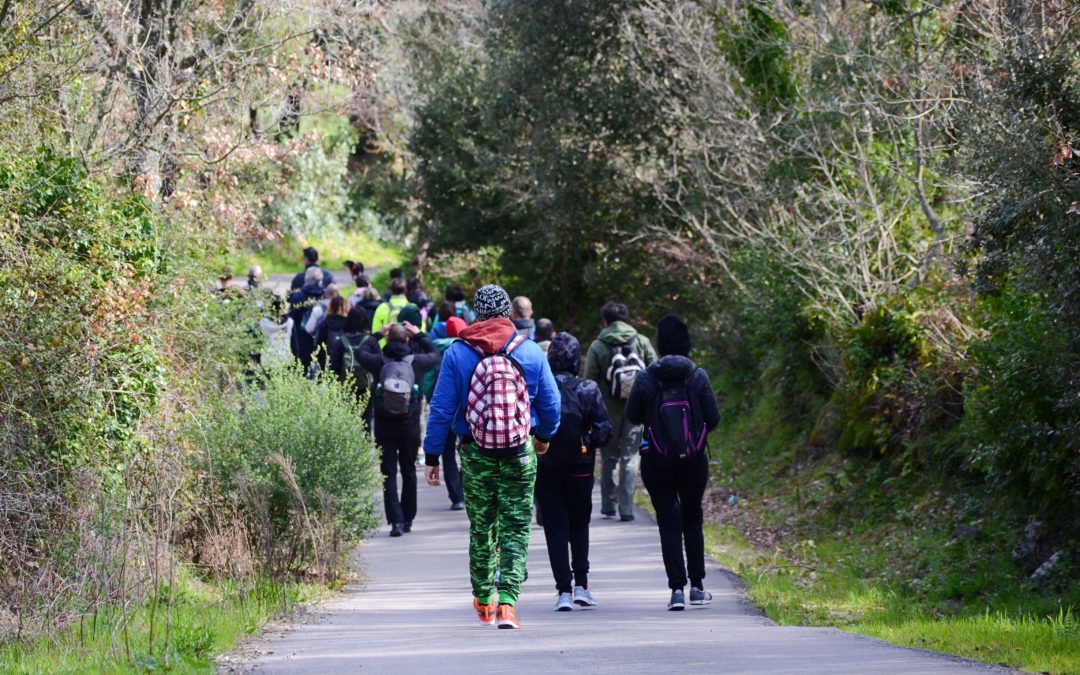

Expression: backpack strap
xmin=500 ymin=334 xmax=528 ymax=356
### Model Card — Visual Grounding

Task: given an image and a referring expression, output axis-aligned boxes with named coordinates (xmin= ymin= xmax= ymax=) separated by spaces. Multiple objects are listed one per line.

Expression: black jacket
xmin=290 ymin=264 xmax=335 ymax=291
xmin=288 ymin=282 xmax=324 ymax=368
xmin=624 ymin=355 xmax=721 ymax=454
xmin=315 ymin=314 xmax=347 ymax=378
xmin=358 ymin=334 xmax=440 ymax=421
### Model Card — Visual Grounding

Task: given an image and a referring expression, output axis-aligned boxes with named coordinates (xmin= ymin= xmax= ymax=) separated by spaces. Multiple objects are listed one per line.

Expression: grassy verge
xmin=221 ymin=230 xmax=404 ymax=276
xmin=637 ymin=386 xmax=1080 ymax=674
xmin=0 ymin=569 xmax=327 ymax=673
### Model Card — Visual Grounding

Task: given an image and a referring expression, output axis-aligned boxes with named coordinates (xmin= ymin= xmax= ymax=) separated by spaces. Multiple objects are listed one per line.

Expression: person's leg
xmin=599 ymin=412 xmax=622 ymax=516
xmin=536 ymin=465 xmax=573 ymax=594
xmin=442 ymin=434 xmax=464 ymax=505
xmin=376 ymin=424 xmax=404 ymax=526
xmin=640 ymin=456 xmax=687 ymax=590
xmin=460 ymin=442 xmax=500 ymax=602
xmin=398 ymin=422 xmax=421 ymax=525
xmin=616 ymin=422 xmax=643 ymax=518
xmin=494 ymin=446 xmax=538 ymax=605
xmin=566 ymin=471 xmax=594 ymax=589
xmin=676 ymin=455 xmax=710 ymax=588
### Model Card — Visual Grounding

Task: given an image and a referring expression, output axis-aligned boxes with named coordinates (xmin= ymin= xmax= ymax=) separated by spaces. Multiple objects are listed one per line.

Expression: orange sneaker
xmin=496 ymin=603 xmax=520 ymax=629
xmin=473 ymin=597 xmax=496 ymax=625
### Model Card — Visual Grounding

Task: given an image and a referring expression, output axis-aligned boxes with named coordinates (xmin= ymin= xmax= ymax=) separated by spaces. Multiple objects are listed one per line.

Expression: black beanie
xmin=657 ymin=314 xmax=691 ymax=357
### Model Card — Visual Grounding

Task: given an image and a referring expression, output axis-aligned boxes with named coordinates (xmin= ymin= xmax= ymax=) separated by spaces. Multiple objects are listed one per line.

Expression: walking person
xmin=372 ymin=276 xmax=410 ymax=342
xmin=534 ymin=318 xmax=555 ymax=354
xmin=422 ymin=315 xmax=468 ymax=510
xmin=584 ymin=301 xmax=658 ymax=521
xmin=359 ymin=322 xmax=440 ymax=537
xmin=288 ymin=266 xmax=325 ymax=372
xmin=445 ymin=285 xmax=476 ymax=324
xmin=511 ymin=296 xmax=535 ymax=340
xmin=290 ymin=246 xmax=334 ymax=290
xmin=625 ymin=315 xmax=720 ymax=611
xmin=314 ymin=295 xmax=349 ymax=378
xmin=422 ymin=285 xmax=561 ymax=629
xmin=537 ymin=332 xmax=612 ymax=612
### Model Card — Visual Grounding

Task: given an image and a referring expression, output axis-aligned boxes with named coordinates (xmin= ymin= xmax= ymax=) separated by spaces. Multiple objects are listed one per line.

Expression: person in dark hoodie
xmin=538 ymin=332 xmax=613 ymax=612
xmin=314 ymin=295 xmax=349 ymax=377
xmin=584 ymin=301 xmax=658 ymax=521
xmin=288 ymin=266 xmax=326 ymax=373
xmin=422 ymin=284 xmax=561 ymax=630
xmin=358 ymin=320 xmax=440 ymax=538
xmin=625 ymin=315 xmax=720 ymax=612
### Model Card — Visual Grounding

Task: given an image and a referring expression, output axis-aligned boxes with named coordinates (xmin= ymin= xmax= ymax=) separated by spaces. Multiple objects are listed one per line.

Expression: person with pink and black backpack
xmin=422 ymin=285 xmax=561 ymax=630
xmin=625 ymin=315 xmax=720 ymax=612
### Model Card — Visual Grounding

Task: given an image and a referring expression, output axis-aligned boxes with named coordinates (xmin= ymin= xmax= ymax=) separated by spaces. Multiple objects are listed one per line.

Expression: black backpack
xmin=542 ymin=376 xmax=590 ymax=469
xmin=646 ymin=371 xmax=708 ymax=460
xmin=341 ymin=333 xmax=372 ymax=394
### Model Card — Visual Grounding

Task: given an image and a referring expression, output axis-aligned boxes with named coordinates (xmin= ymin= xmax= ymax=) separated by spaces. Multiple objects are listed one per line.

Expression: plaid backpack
xmin=465 ymin=335 xmax=531 ymax=450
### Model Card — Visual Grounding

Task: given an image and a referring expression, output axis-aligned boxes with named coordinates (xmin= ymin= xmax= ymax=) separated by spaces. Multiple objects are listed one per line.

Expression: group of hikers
xmin=237 ymin=246 xmax=721 ymax=629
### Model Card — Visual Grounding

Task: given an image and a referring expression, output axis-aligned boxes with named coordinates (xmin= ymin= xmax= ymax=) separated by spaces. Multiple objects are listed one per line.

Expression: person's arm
xmin=408 ymin=331 xmax=441 ymax=373
xmin=371 ymin=302 xmax=388 ymax=335
xmin=583 ymin=341 xmax=603 ymax=384
xmin=694 ymin=368 xmax=721 ymax=432
xmin=305 ymin=305 xmax=323 ymax=335
xmin=533 ymin=356 xmax=561 ymax=441
xmin=624 ymin=372 xmax=650 ymax=426
xmin=639 ymin=334 xmax=659 ymax=366
xmin=356 ymin=337 xmax=384 ymax=376
xmin=582 ymin=381 xmax=614 ymax=449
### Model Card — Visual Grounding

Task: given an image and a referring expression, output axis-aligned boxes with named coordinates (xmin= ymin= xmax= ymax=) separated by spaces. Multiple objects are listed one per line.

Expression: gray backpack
xmin=376 ymin=355 xmax=417 ymax=418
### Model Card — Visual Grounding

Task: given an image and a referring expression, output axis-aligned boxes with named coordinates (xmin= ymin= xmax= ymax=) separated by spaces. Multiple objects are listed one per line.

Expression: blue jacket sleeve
xmin=423 ymin=344 xmax=461 ymax=459
xmin=533 ymin=356 xmax=561 ymax=441
xmin=581 ymin=381 xmax=613 ymax=449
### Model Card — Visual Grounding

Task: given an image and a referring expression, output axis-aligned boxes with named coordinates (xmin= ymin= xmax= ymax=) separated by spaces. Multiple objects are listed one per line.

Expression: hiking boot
xmin=572 ymin=586 xmax=597 ymax=607
xmin=496 ymin=604 xmax=520 ymax=629
xmin=690 ymin=587 xmax=713 ymax=605
xmin=473 ymin=597 xmax=497 ymax=625
xmin=554 ymin=593 xmax=574 ymax=612
xmin=389 ymin=523 xmax=404 ymax=537
xmin=403 ymin=521 xmax=412 ymax=533
xmin=451 ymin=502 xmax=465 ymax=511
xmin=619 ymin=513 xmax=635 ymax=522
xmin=668 ymin=589 xmax=686 ymax=611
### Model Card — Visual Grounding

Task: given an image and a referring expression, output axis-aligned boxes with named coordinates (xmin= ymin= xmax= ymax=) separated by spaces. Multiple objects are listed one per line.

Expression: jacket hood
xmin=300 ymin=282 xmax=324 ymax=297
xmin=382 ymin=340 xmax=413 ymax=360
xmin=648 ymin=355 xmax=697 ymax=382
xmin=547 ymin=332 xmax=581 ymax=374
xmin=324 ymin=314 xmax=346 ymax=331
xmin=599 ymin=320 xmax=638 ymax=345
xmin=458 ymin=317 xmax=517 ymax=354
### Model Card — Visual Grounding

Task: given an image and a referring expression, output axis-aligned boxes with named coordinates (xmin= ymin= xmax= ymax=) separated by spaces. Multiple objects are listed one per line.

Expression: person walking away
xmin=625 ymin=315 xmax=720 ymax=611
xmin=359 ymin=322 xmax=440 ymax=537
xmin=538 ymin=332 xmax=612 ymax=612
xmin=348 ymin=273 xmax=374 ymax=310
xmin=372 ymin=277 xmax=411 ymax=345
xmin=584 ymin=301 xmax=658 ymax=521
xmin=535 ymin=318 xmax=555 ymax=354
xmin=421 ymin=315 xmax=467 ymax=509
xmin=511 ymin=296 xmax=535 ymax=340
xmin=314 ymin=295 xmax=349 ymax=377
xmin=290 ymin=246 xmax=334 ymax=290
xmin=304 ymin=283 xmax=339 ymax=338
xmin=246 ymin=265 xmax=263 ymax=293
xmin=344 ymin=260 xmax=365 ymax=285
xmin=445 ymin=285 xmax=476 ymax=324
xmin=429 ymin=301 xmax=456 ymax=340
xmin=339 ymin=305 xmax=376 ymax=433
xmin=357 ymin=286 xmax=382 ymax=322
xmin=258 ymin=294 xmax=293 ymax=369
xmin=407 ymin=277 xmax=434 ymax=329
xmin=382 ymin=268 xmax=405 ymax=301
xmin=423 ymin=285 xmax=560 ymax=629
xmin=288 ymin=266 xmax=325 ymax=372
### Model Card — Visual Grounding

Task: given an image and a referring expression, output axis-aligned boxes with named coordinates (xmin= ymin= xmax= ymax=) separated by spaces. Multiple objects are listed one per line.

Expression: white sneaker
xmin=554 ymin=592 xmax=574 ymax=612
xmin=572 ymin=586 xmax=597 ymax=607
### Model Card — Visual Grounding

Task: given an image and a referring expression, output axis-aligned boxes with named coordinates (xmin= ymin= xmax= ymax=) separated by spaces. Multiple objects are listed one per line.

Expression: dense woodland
xmin=1 ymin=0 xmax=1078 ymax=670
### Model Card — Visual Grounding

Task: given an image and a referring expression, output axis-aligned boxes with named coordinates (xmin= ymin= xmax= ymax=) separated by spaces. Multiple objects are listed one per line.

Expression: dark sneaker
xmin=451 ymin=502 xmax=465 ymax=511
xmin=690 ymin=587 xmax=713 ymax=605
xmin=619 ymin=513 xmax=635 ymax=522
xmin=403 ymin=521 xmax=412 ymax=533
xmin=389 ymin=523 xmax=404 ymax=537
xmin=601 ymin=509 xmax=616 ymax=519
xmin=668 ymin=589 xmax=686 ymax=611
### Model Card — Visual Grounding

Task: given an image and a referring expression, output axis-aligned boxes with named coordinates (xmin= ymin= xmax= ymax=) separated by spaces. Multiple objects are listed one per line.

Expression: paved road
xmin=245 ymin=467 xmax=1011 ymax=674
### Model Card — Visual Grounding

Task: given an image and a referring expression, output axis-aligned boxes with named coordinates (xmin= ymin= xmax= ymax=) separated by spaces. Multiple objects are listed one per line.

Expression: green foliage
xmin=0 ymin=148 xmax=163 ymax=474
xmin=266 ymin=130 xmax=358 ymax=240
xmin=717 ymin=1 xmax=798 ymax=115
xmin=199 ymin=365 xmax=380 ymax=556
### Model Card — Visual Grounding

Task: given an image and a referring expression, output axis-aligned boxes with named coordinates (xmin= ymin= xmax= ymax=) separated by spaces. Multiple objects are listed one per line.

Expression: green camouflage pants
xmin=460 ymin=441 xmax=537 ymax=605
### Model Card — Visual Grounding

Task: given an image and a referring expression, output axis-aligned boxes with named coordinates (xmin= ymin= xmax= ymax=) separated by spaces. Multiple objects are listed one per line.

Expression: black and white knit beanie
xmin=474 ymin=284 xmax=512 ymax=321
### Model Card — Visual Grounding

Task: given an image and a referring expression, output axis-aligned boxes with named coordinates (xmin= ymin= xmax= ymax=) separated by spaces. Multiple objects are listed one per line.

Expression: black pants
xmin=640 ymin=453 xmax=708 ymax=590
xmin=442 ymin=433 xmax=464 ymax=505
xmin=375 ymin=418 xmax=420 ymax=525
xmin=536 ymin=464 xmax=594 ymax=593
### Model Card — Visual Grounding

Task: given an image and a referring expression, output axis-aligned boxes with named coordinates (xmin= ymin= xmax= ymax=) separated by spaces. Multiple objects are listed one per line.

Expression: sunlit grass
xmin=222 ymin=230 xmax=403 ymax=277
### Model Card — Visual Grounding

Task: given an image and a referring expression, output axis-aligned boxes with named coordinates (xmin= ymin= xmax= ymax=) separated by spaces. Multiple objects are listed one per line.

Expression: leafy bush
xmin=197 ymin=366 xmax=380 ymax=577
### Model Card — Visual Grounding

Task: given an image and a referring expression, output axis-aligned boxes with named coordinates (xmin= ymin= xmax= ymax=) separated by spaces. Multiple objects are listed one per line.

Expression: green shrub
xmin=197 ymin=366 xmax=380 ymax=576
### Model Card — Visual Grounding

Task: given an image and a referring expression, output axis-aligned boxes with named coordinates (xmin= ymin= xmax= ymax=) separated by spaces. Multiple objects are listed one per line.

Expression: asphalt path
xmin=244 ymin=466 xmax=1013 ymax=674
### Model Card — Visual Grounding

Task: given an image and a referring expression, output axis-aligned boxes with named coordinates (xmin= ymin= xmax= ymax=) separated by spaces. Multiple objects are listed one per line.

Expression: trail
xmin=243 ymin=467 xmax=1012 ymax=674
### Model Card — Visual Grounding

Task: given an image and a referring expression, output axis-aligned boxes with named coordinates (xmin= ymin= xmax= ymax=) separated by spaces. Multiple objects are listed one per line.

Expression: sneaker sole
xmin=668 ymin=603 xmax=685 ymax=611
xmin=573 ymin=600 xmax=597 ymax=607
xmin=555 ymin=605 xmax=573 ymax=612
xmin=690 ymin=600 xmax=712 ymax=605
xmin=497 ymin=621 xmax=520 ymax=629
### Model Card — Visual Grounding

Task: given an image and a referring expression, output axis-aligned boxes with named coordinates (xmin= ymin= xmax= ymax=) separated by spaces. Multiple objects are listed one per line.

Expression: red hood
xmin=458 ymin=318 xmax=517 ymax=354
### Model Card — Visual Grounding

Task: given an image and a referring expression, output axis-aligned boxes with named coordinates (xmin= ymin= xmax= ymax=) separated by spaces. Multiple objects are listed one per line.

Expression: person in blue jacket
xmin=423 ymin=284 xmax=560 ymax=630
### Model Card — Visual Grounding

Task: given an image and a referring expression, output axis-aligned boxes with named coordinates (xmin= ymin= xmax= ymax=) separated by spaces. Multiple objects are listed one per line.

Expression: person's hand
xmin=403 ymin=321 xmax=421 ymax=336
xmin=380 ymin=323 xmax=391 ymax=336
xmin=425 ymin=465 xmax=441 ymax=486
xmin=532 ymin=437 xmax=550 ymax=456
